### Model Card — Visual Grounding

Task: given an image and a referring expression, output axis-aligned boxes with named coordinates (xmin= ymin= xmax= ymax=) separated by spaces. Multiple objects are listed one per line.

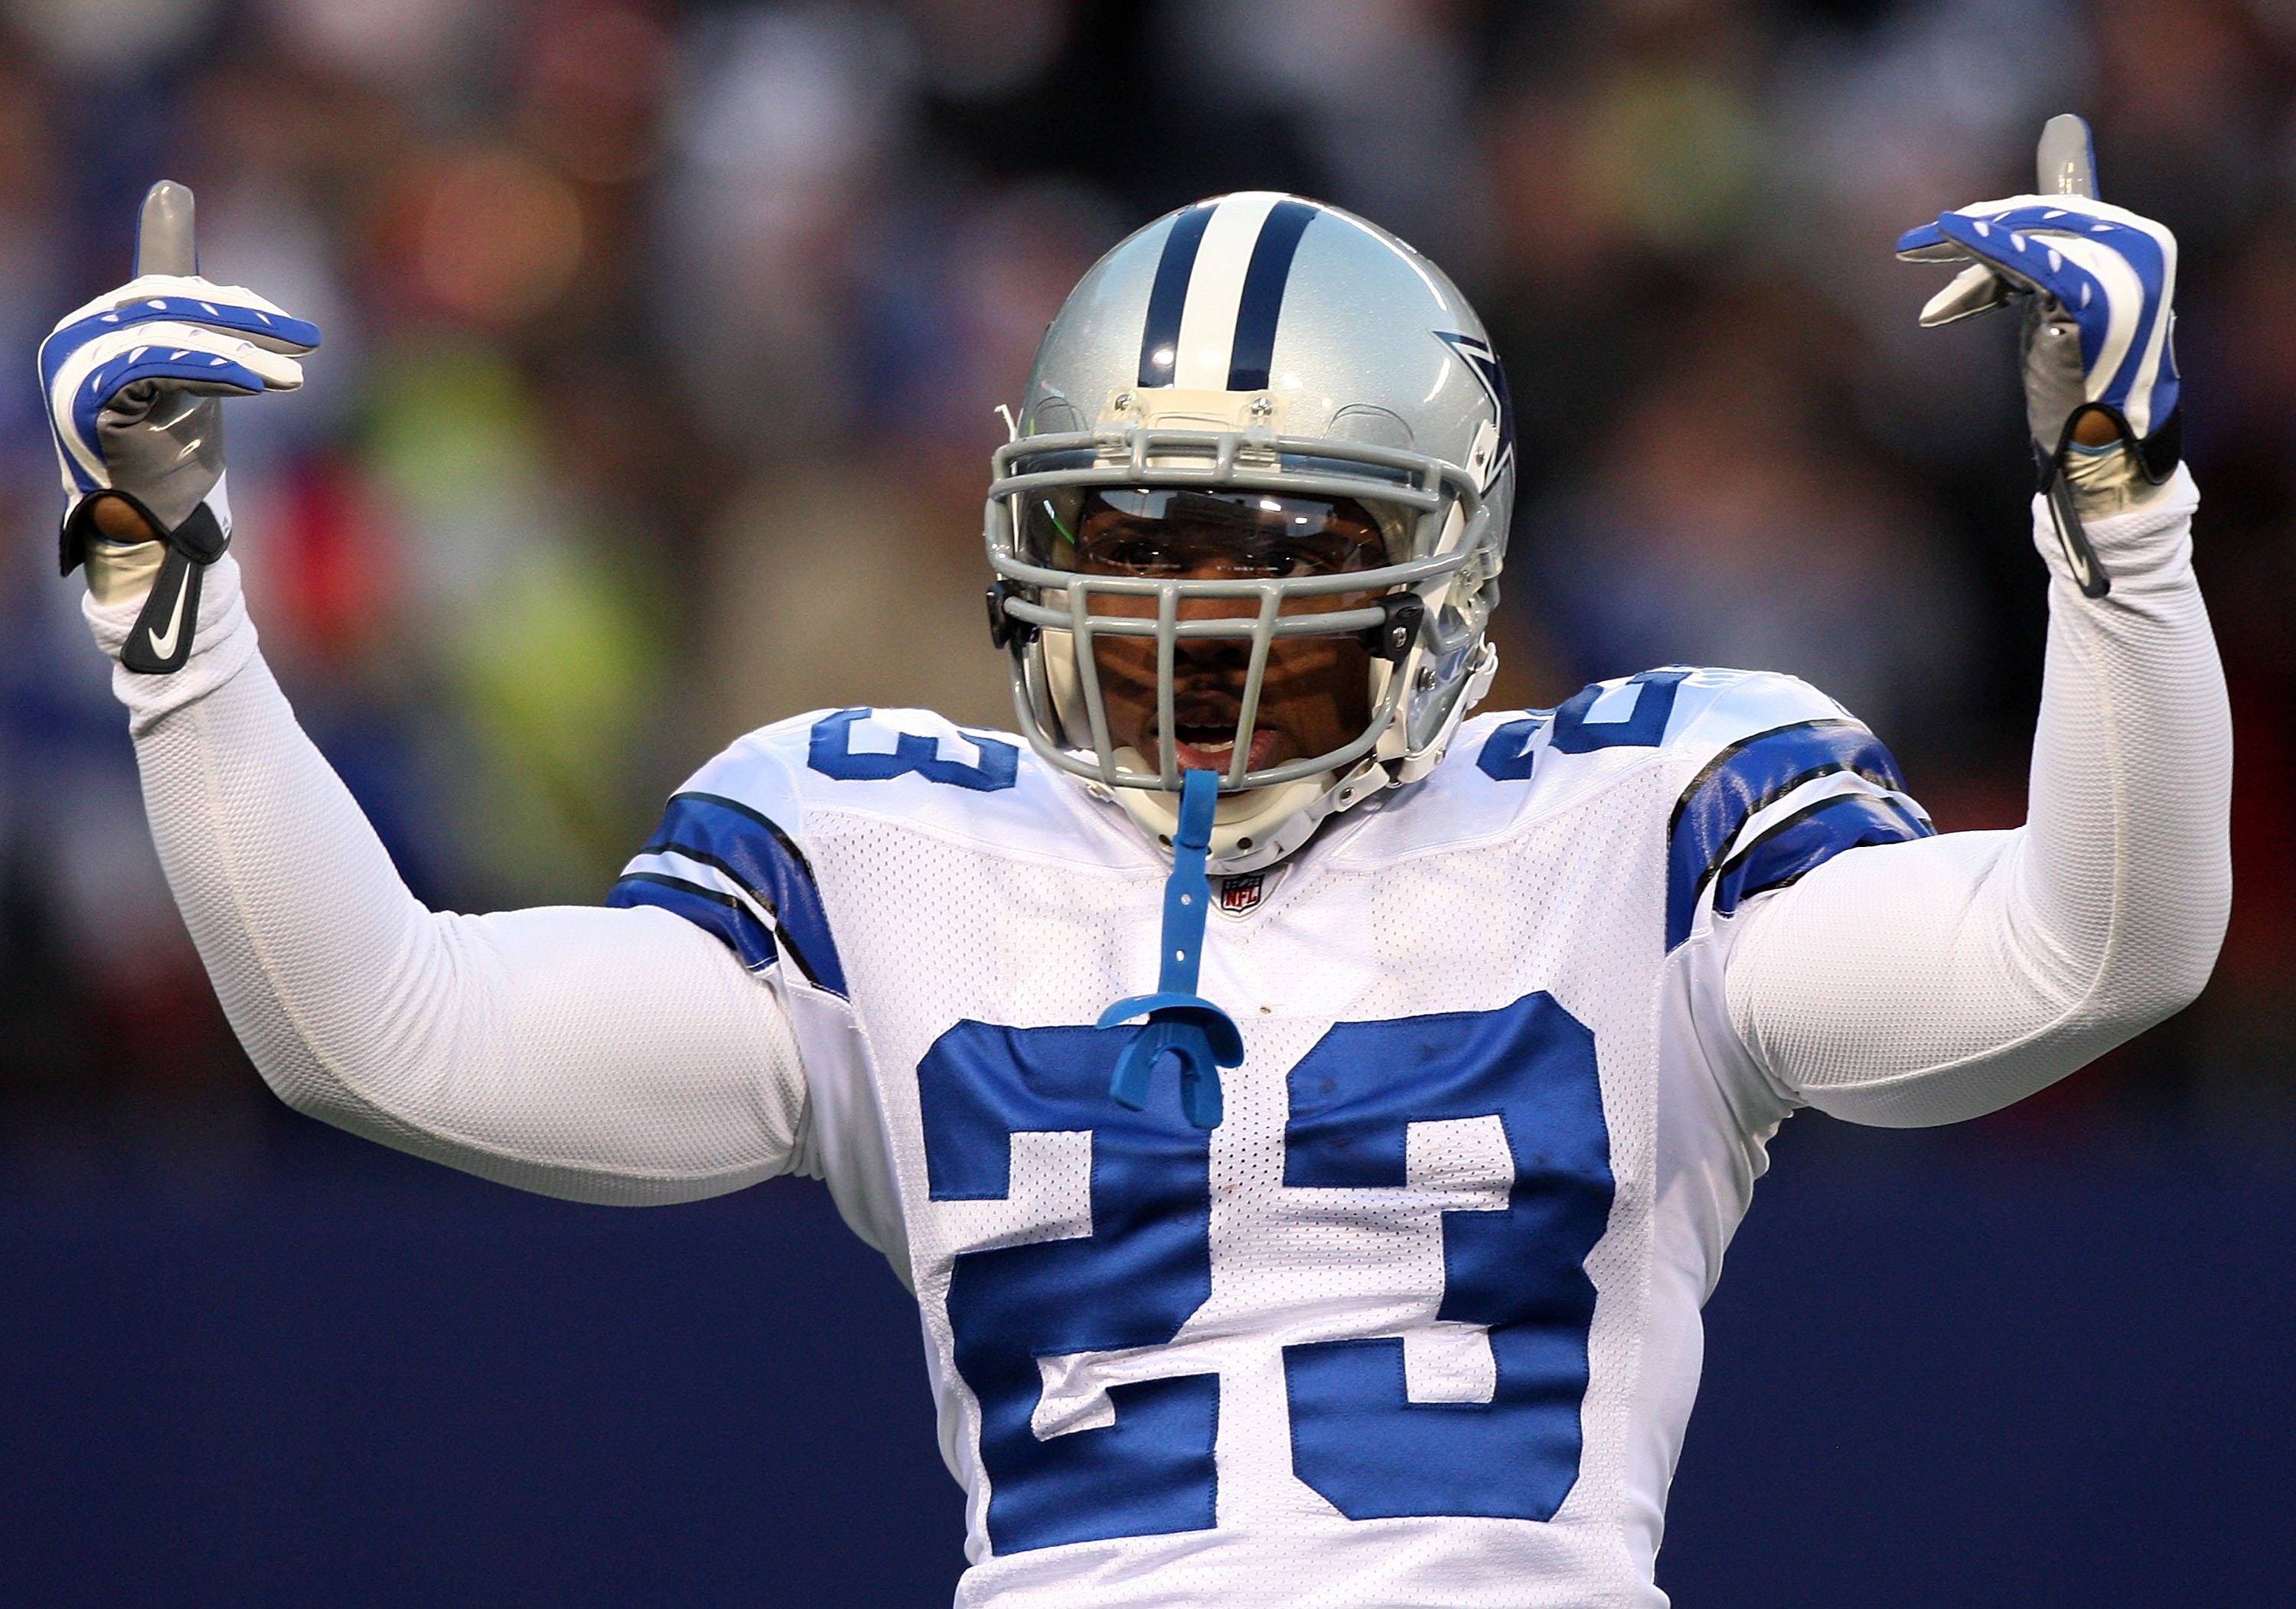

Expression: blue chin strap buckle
xmin=1097 ymin=768 xmax=1242 ymax=1130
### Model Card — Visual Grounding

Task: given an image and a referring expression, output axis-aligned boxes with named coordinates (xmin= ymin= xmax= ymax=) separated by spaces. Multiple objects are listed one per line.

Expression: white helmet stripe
xmin=1137 ymin=193 xmax=1325 ymax=393
xmin=1172 ymin=192 xmax=1283 ymax=388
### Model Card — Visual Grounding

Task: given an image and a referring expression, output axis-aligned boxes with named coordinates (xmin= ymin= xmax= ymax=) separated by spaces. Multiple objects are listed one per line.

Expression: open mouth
xmin=1170 ymin=725 xmax=1279 ymax=774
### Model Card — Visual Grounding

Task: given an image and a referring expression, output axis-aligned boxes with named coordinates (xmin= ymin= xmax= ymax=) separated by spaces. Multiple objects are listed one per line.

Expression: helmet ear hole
xmin=1328 ymin=403 xmax=1414 ymax=449
xmin=1029 ymin=396 xmax=1085 ymax=435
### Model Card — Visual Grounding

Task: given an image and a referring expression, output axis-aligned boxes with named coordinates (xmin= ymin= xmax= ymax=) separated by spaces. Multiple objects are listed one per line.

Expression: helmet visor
xmin=1020 ymin=487 xmax=1402 ymax=578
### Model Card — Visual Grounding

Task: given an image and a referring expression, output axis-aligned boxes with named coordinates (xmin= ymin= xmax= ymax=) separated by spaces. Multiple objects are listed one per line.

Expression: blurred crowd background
xmin=2 ymin=0 xmax=2290 ymax=1159
xmin=2 ymin=4 xmax=2291 ymax=1604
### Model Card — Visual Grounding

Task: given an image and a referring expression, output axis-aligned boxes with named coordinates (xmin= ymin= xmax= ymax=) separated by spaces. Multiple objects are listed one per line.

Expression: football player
xmin=46 ymin=139 xmax=2226 ymax=1606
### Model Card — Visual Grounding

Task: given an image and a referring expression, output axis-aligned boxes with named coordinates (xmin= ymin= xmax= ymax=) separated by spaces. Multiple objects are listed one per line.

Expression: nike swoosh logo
xmin=2060 ymin=524 xmax=2095 ymax=587
xmin=143 ymin=568 xmax=191 ymax=660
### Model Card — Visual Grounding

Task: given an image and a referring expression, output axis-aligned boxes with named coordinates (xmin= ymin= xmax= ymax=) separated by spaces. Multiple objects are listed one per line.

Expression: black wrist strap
xmin=122 ymin=549 xmax=204 ymax=673
xmin=2030 ymin=405 xmax=2183 ymax=603
xmin=63 ymin=495 xmax=230 ymax=675
xmin=2037 ymin=467 xmax=2111 ymax=600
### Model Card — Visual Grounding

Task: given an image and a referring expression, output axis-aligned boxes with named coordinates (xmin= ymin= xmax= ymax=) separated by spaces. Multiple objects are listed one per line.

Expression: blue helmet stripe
xmin=1225 ymin=198 xmax=1318 ymax=391
xmin=1139 ymin=202 xmax=1215 ymax=388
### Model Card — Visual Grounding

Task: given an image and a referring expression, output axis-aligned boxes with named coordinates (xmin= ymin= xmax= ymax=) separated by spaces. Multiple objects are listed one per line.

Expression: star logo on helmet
xmin=1436 ymin=331 xmax=1515 ymax=493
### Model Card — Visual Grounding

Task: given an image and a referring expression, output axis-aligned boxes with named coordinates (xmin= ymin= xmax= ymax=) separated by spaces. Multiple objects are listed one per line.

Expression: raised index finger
xmin=135 ymin=180 xmax=198 ymax=278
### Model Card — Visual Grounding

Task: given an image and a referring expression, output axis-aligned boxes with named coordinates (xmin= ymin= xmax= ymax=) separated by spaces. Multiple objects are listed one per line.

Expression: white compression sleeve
xmin=1720 ymin=467 xmax=2229 ymax=1127
xmin=87 ymin=555 xmax=809 ymax=1203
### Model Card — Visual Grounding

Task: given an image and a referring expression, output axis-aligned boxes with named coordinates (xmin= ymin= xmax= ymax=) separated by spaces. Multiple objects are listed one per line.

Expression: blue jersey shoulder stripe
xmin=1710 ymin=793 xmax=1935 ymax=921
xmin=606 ymin=871 xmax=781 ymax=973
xmin=1666 ymin=719 xmax=1916 ymax=949
xmin=625 ymin=790 xmax=848 ymax=995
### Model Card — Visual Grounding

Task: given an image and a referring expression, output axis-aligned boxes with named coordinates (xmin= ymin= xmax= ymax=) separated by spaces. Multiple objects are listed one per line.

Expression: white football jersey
xmin=607 ymin=666 xmax=1932 ymax=1608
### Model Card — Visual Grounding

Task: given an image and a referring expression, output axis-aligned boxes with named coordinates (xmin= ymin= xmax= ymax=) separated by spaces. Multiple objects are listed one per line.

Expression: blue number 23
xmin=916 ymin=992 xmax=1614 ymax=1554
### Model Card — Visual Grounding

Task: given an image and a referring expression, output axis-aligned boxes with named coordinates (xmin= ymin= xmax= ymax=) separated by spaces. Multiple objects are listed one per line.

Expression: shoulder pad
xmin=1647 ymin=670 xmax=1934 ymax=950
xmin=606 ymin=712 xmax=846 ymax=992
xmin=1448 ymin=669 xmax=1934 ymax=946
xmin=613 ymin=706 xmax=1092 ymax=994
xmin=1469 ymin=666 xmax=1853 ymax=780
xmin=1463 ymin=668 xmax=1857 ymax=780
xmin=663 ymin=706 xmax=1122 ymax=860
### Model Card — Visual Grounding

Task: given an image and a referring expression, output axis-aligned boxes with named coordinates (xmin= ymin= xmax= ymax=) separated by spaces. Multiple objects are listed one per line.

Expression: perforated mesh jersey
xmin=89 ymin=467 xmax=2225 ymax=1607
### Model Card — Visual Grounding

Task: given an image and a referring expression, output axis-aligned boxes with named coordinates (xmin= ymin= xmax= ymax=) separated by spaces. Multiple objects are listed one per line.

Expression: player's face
xmin=1058 ymin=488 xmax=1388 ymax=774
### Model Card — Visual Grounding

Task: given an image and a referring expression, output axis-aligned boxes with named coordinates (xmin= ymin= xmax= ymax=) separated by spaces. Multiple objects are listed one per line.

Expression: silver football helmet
xmin=984 ymin=192 xmax=1515 ymax=871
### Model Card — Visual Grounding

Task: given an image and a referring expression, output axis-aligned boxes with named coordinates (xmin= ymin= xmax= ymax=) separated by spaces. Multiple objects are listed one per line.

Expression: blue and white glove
xmin=1897 ymin=193 xmax=2180 ymax=490
xmin=39 ymin=183 xmax=319 ymax=673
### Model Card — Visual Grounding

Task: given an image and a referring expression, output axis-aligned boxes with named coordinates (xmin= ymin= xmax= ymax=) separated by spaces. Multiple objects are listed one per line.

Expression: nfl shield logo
xmin=1217 ymin=872 xmax=1265 ymax=917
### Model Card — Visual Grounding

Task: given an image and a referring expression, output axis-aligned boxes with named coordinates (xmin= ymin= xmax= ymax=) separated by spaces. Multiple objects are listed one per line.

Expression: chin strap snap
xmin=1098 ymin=768 xmax=1242 ymax=1129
